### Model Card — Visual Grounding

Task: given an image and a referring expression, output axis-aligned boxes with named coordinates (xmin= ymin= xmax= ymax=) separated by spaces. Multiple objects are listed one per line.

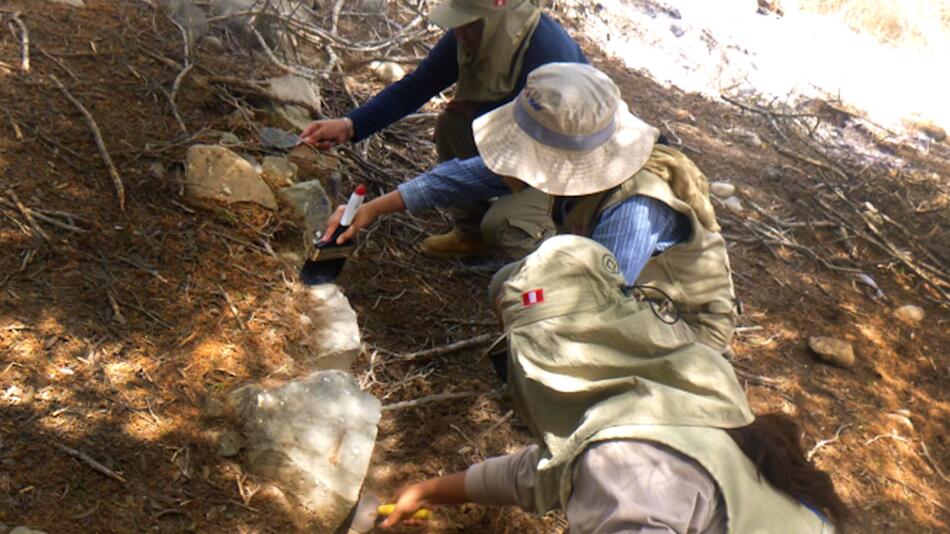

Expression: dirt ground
xmin=0 ymin=1 xmax=947 ymax=533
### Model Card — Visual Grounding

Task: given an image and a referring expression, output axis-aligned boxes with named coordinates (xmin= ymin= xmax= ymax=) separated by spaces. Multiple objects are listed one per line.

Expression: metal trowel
xmin=348 ymin=493 xmax=431 ymax=533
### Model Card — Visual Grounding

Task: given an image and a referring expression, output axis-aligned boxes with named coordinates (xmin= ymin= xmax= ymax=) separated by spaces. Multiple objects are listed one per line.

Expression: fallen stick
xmin=6 ymin=189 xmax=49 ymax=241
xmin=9 ymin=11 xmax=29 ymax=72
xmin=0 ymin=197 xmax=86 ymax=233
xmin=50 ymin=74 xmax=126 ymax=210
xmin=398 ymin=333 xmax=497 ymax=362
xmin=806 ymin=423 xmax=851 ymax=462
xmin=53 ymin=441 xmax=127 ymax=483
xmin=382 ymin=389 xmax=501 ymax=412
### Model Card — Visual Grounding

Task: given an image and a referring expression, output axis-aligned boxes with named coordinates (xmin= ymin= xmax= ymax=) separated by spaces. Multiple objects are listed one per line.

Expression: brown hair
xmin=726 ymin=413 xmax=850 ymax=528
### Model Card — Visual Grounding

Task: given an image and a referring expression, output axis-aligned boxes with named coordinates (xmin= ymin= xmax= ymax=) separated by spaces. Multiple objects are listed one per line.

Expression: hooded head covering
xmin=497 ymin=235 xmax=754 ymax=511
xmin=429 ymin=0 xmax=542 ymax=102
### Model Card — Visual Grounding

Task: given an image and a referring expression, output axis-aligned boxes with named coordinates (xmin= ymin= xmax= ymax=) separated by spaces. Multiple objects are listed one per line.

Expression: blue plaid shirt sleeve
xmin=397 ymin=156 xmax=511 ymax=213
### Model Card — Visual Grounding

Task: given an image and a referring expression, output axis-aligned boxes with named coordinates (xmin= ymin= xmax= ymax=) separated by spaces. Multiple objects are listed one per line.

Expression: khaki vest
xmin=567 ymin=425 xmax=834 ymax=534
xmin=562 ymin=159 xmax=737 ymax=351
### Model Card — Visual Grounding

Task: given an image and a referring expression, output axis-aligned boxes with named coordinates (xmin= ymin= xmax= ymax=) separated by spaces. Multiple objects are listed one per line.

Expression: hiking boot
xmin=421 ymin=229 xmax=491 ymax=259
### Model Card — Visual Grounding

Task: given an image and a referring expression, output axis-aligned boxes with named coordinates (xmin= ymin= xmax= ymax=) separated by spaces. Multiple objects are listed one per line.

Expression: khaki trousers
xmin=434 ymin=108 xmax=555 ymax=259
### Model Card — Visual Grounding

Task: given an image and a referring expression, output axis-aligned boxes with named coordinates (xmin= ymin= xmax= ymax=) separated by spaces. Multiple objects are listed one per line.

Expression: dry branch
xmin=397 ymin=333 xmax=497 ymax=362
xmin=806 ymin=424 xmax=851 ymax=461
xmin=50 ymin=75 xmax=126 ymax=210
xmin=381 ymin=389 xmax=501 ymax=412
xmin=53 ymin=441 xmax=127 ymax=484
xmin=6 ymin=189 xmax=49 ymax=242
xmin=8 ymin=11 xmax=29 ymax=72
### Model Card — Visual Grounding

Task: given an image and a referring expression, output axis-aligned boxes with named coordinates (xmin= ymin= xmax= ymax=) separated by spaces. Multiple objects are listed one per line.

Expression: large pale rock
xmin=185 ymin=145 xmax=277 ymax=210
xmin=808 ymin=336 xmax=855 ymax=368
xmin=226 ymin=371 xmax=380 ymax=532
xmin=269 ymin=75 xmax=321 ymax=113
xmin=278 ymin=180 xmax=333 ymax=254
xmin=296 ymin=284 xmax=362 ymax=370
xmin=370 ymin=61 xmax=406 ymax=84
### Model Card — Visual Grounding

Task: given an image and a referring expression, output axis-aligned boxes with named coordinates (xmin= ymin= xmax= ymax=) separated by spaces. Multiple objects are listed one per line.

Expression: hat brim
xmin=429 ymin=0 xmax=482 ymax=29
xmin=473 ymin=101 xmax=660 ymax=196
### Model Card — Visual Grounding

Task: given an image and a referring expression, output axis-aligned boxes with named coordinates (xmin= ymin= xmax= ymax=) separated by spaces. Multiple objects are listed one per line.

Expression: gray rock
xmin=263 ymin=104 xmax=314 ymax=133
xmin=709 ymin=182 xmax=736 ymax=198
xmin=262 ymin=156 xmax=298 ymax=189
xmin=296 ymin=285 xmax=362 ymax=370
xmin=48 ymin=0 xmax=85 ymax=6
xmin=199 ymin=35 xmax=225 ymax=53
xmin=670 ymin=24 xmax=685 ymax=38
xmin=10 ymin=528 xmax=48 ymax=534
xmin=277 ymin=180 xmax=333 ymax=255
xmin=226 ymin=370 xmax=380 ymax=532
xmin=893 ymin=304 xmax=925 ymax=324
xmin=269 ymin=74 xmax=321 ymax=114
xmin=185 ymin=145 xmax=277 ymax=210
xmin=288 ymin=146 xmax=340 ymax=185
xmin=808 ymin=336 xmax=855 ymax=368
xmin=216 ymin=428 xmax=244 ymax=457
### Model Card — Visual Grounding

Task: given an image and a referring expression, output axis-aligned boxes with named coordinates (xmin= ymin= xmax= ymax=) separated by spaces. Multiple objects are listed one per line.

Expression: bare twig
xmin=6 ymin=189 xmax=49 ymax=242
xmin=9 ymin=12 xmax=29 ymax=72
xmin=53 ymin=441 xmax=127 ymax=484
xmin=806 ymin=424 xmax=851 ymax=461
xmin=50 ymin=75 xmax=126 ymax=210
xmin=217 ymin=285 xmax=247 ymax=331
xmin=919 ymin=440 xmax=949 ymax=483
xmin=398 ymin=333 xmax=497 ymax=362
xmin=381 ymin=389 xmax=501 ymax=412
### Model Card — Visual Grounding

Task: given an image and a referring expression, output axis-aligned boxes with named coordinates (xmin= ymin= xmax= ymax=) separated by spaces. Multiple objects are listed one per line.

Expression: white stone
xmin=723 ymin=195 xmax=744 ymax=213
xmin=185 ymin=145 xmax=277 ymax=210
xmin=48 ymin=0 xmax=85 ymax=7
xmin=297 ymin=284 xmax=361 ymax=370
xmin=369 ymin=61 xmax=406 ymax=84
xmin=893 ymin=304 xmax=925 ymax=324
xmin=226 ymin=370 xmax=380 ymax=532
xmin=11 ymin=528 xmax=48 ymax=534
xmin=268 ymin=74 xmax=321 ymax=113
xmin=709 ymin=181 xmax=736 ymax=198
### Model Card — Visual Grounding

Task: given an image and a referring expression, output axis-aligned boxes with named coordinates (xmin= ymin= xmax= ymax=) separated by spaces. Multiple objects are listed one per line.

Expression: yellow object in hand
xmin=377 ymin=504 xmax=432 ymax=520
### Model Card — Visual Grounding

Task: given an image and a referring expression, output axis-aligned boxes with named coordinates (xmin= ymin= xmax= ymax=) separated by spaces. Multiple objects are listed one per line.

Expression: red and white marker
xmin=522 ymin=289 xmax=544 ymax=306
xmin=340 ymin=184 xmax=366 ymax=227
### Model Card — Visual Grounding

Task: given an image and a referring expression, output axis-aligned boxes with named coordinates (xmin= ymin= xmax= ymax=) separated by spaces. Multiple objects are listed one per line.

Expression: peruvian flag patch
xmin=522 ymin=289 xmax=544 ymax=307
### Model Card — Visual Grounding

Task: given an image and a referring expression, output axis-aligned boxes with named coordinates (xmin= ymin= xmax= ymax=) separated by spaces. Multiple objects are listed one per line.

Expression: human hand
xmin=299 ymin=118 xmax=353 ymax=150
xmin=321 ymin=203 xmax=377 ymax=245
xmin=380 ymin=483 xmax=430 ymax=529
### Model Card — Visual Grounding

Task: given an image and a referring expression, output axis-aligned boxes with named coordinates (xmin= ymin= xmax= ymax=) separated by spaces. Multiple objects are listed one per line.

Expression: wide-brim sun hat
xmin=429 ymin=0 xmax=522 ymax=29
xmin=474 ymin=62 xmax=660 ymax=196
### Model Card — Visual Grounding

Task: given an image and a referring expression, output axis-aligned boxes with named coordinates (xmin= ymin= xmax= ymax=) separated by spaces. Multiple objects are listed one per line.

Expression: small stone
xmin=808 ymin=336 xmax=855 ymax=368
xmin=669 ymin=24 xmax=685 ymax=38
xmin=185 ymin=145 xmax=277 ymax=210
xmin=48 ymin=0 xmax=85 ymax=6
xmin=199 ymin=35 xmax=225 ymax=53
xmin=885 ymin=412 xmax=914 ymax=432
xmin=261 ymin=156 xmax=298 ymax=189
xmin=204 ymin=397 xmax=226 ymax=418
xmin=10 ymin=528 xmax=48 ymax=534
xmin=893 ymin=305 xmax=925 ymax=324
xmin=268 ymin=74 xmax=321 ymax=114
xmin=216 ymin=429 xmax=244 ymax=457
xmin=764 ymin=166 xmax=783 ymax=181
xmin=723 ymin=196 xmax=744 ymax=214
xmin=709 ymin=182 xmax=736 ymax=198
xmin=148 ymin=162 xmax=167 ymax=181
xmin=729 ymin=128 xmax=764 ymax=148
xmin=277 ymin=180 xmax=332 ymax=254
xmin=369 ymin=61 xmax=406 ymax=84
xmin=263 ymin=104 xmax=313 ymax=132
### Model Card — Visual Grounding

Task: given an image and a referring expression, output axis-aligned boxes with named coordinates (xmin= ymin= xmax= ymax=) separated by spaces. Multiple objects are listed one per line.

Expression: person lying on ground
xmin=323 ymin=62 xmax=737 ymax=352
xmin=379 ymin=235 xmax=849 ymax=533
xmin=300 ymin=0 xmax=587 ymax=259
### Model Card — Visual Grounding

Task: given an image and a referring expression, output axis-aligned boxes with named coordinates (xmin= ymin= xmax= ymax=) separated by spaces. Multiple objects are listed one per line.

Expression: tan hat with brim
xmin=474 ymin=62 xmax=660 ymax=196
xmin=429 ymin=0 xmax=524 ymax=29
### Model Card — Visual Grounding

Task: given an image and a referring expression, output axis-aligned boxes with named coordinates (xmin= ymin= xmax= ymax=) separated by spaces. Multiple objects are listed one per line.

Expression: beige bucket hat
xmin=473 ymin=63 xmax=660 ymax=196
xmin=429 ymin=0 xmax=525 ymax=29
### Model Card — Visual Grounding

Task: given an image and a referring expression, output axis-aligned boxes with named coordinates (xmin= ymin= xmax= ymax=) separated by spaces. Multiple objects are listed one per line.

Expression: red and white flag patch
xmin=522 ymin=289 xmax=544 ymax=307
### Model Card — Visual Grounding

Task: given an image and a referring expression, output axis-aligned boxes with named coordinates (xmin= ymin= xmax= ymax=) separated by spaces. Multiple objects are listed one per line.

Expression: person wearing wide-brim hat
xmin=300 ymin=0 xmax=586 ymax=259
xmin=376 ymin=236 xmax=849 ymax=532
xmin=324 ymin=62 xmax=736 ymax=352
